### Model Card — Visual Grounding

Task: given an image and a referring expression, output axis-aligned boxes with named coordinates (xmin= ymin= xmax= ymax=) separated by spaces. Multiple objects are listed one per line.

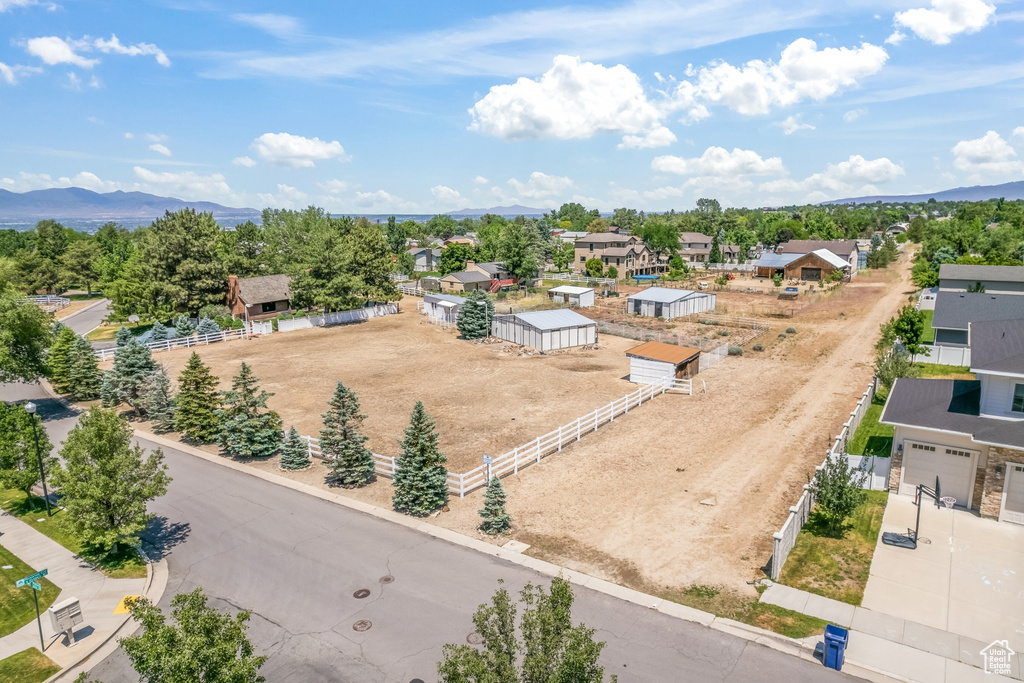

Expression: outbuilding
xmin=627 ymin=287 xmax=715 ymax=319
xmin=626 ymin=341 xmax=701 ymax=383
xmin=547 ymin=285 xmax=595 ymax=308
xmin=782 ymin=249 xmax=851 ymax=282
xmin=491 ymin=309 xmax=597 ymax=351
xmin=751 ymin=252 xmax=801 ymax=279
xmin=422 ymin=293 xmax=464 ymax=323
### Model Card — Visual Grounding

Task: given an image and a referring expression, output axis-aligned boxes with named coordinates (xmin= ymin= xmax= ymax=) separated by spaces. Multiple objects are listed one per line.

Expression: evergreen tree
xmin=115 ymin=325 xmax=133 ymax=347
xmin=478 ymin=475 xmax=512 ymax=535
xmin=47 ymin=325 xmax=77 ymax=392
xmin=709 ymin=232 xmax=722 ymax=264
xmin=392 ymin=402 xmax=448 ymax=516
xmin=279 ymin=427 xmax=310 ymax=470
xmin=67 ymin=335 xmax=101 ymax=401
xmin=138 ymin=208 xmax=228 ymax=314
xmin=174 ymin=314 xmax=195 ymax=337
xmin=320 ymin=381 xmax=375 ymax=487
xmin=196 ymin=317 xmax=220 ymax=336
xmin=215 ymin=362 xmax=282 ymax=458
xmin=141 ymin=367 xmax=176 ymax=433
xmin=456 ymin=289 xmax=494 ymax=339
xmin=149 ymin=321 xmax=170 ymax=342
xmin=107 ymin=338 xmax=157 ymax=415
xmin=100 ymin=371 xmax=115 ymax=408
xmin=175 ymin=352 xmax=221 ymax=442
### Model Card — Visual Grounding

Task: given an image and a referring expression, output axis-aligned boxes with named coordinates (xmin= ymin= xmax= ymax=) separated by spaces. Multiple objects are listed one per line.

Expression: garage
xmin=800 ymin=267 xmax=822 ymax=281
xmin=899 ymin=440 xmax=977 ymax=507
xmin=490 ymin=309 xmax=597 ymax=351
xmin=1000 ymin=463 xmax=1024 ymax=525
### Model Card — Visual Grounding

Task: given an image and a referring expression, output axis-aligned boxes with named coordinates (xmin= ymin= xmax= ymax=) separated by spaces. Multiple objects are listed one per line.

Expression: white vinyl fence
xmin=94 ymin=328 xmax=249 ymax=361
xmin=30 ymin=295 xmax=70 ymax=312
xmin=698 ymin=343 xmax=729 ymax=372
xmin=276 ymin=304 xmax=398 ymax=333
xmin=543 ymin=272 xmax=616 ymax=287
xmin=397 ymin=284 xmax=425 ymax=297
xmin=246 ymin=320 xmax=273 ymax=335
xmin=912 ymin=344 xmax=971 ymax=367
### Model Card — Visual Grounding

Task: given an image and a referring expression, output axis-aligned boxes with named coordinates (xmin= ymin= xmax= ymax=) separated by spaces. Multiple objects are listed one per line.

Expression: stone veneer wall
xmin=888 ymin=446 xmax=903 ymax=492
xmin=979 ymin=446 xmax=1023 ymax=519
xmin=972 ymin=467 xmax=986 ymax=511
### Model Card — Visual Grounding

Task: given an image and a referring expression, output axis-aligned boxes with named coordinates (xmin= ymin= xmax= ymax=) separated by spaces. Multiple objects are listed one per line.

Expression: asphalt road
xmin=5 ymin=382 xmax=856 ymax=682
xmin=61 ymin=299 xmax=111 ymax=337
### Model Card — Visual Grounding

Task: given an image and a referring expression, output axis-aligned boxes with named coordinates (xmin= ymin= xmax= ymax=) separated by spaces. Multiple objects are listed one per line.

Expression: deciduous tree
xmin=807 ymin=455 xmax=867 ymax=537
xmin=0 ymin=402 xmax=55 ymax=507
xmin=0 ymin=284 xmax=53 ymax=383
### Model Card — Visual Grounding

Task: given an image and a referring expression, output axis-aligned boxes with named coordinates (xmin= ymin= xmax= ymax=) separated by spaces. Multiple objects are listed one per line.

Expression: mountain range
xmin=447 ymin=204 xmax=547 ymax=216
xmin=0 ymin=187 xmax=261 ymax=222
xmin=823 ymin=181 xmax=1024 ymax=205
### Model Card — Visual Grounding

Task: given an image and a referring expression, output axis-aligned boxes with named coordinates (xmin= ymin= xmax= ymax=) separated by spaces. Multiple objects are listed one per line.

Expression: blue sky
xmin=1 ymin=0 xmax=1022 ymax=213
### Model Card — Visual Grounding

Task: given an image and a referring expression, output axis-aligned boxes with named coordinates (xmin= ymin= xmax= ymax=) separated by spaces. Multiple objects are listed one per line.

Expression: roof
xmin=751 ymin=252 xmax=802 ymax=268
xmin=778 ymin=240 xmax=858 ymax=258
xmin=473 ymin=261 xmax=506 ymax=276
xmin=237 ymin=274 xmax=291 ymax=305
xmin=678 ymin=232 xmax=712 ymax=244
xmin=575 ymin=233 xmax=636 ymax=244
xmin=601 ymin=247 xmax=636 ymax=257
xmin=970 ymin=319 xmax=1024 ymax=375
xmin=938 ymin=264 xmax=1024 ymax=283
xmin=803 ymin=249 xmax=851 ymax=270
xmin=423 ymin=293 xmax=464 ymax=306
xmin=880 ymin=378 xmax=1024 ymax=449
xmin=442 ymin=270 xmax=492 ymax=283
xmin=502 ymin=309 xmax=596 ymax=330
xmin=627 ymin=287 xmax=700 ymax=303
xmin=548 ymin=285 xmax=594 ymax=295
xmin=932 ymin=291 xmax=1024 ymax=331
xmin=626 ymin=341 xmax=700 ymax=365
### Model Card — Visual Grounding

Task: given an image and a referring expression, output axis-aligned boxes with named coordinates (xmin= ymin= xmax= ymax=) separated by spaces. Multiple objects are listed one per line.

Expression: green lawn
xmin=0 ymin=648 xmax=61 ymax=683
xmin=0 ymin=488 xmax=147 ymax=579
xmin=778 ymin=491 xmax=889 ymax=605
xmin=86 ymin=321 xmax=154 ymax=342
xmin=847 ymin=388 xmax=893 ymax=457
xmin=0 ymin=545 xmax=61 ymax=638
xmin=662 ymin=584 xmax=829 ymax=639
xmin=915 ymin=363 xmax=975 ymax=380
xmin=920 ymin=309 xmax=935 ymax=344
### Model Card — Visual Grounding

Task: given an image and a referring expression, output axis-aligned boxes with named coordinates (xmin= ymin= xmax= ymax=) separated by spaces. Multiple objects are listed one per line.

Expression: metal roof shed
xmin=422 ymin=293 xmax=465 ymax=322
xmin=626 ymin=287 xmax=716 ymax=319
xmin=547 ymin=285 xmax=595 ymax=307
xmin=491 ymin=309 xmax=597 ymax=351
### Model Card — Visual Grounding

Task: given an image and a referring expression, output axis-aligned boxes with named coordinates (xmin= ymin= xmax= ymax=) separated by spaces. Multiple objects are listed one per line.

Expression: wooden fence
xmin=93 ymin=328 xmax=249 ymax=361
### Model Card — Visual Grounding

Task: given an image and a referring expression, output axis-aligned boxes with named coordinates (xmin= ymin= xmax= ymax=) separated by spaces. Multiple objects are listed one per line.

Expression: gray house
xmin=931 ymin=291 xmax=1024 ymax=346
xmin=410 ymin=247 xmax=442 ymax=272
xmin=938 ymin=264 xmax=1024 ymax=295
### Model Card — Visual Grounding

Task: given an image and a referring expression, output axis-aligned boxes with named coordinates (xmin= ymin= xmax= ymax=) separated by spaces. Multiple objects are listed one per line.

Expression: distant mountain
xmin=447 ymin=204 xmax=547 ymax=217
xmin=0 ymin=187 xmax=261 ymax=222
xmin=822 ymin=181 xmax=1024 ymax=205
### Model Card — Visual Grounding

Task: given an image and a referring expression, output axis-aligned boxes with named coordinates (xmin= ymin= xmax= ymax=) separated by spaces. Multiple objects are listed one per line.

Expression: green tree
xmin=427 ymin=214 xmax=459 ymax=240
xmin=0 ymin=284 xmax=53 ymax=382
xmin=393 ymin=401 xmax=448 ymax=516
xmin=478 ymin=476 xmax=512 ymax=535
xmin=196 ymin=318 xmax=220 ymax=336
xmin=34 ymin=219 xmax=69 ymax=262
xmin=115 ymin=325 xmax=133 ymax=347
xmin=708 ymin=232 xmax=722 ymax=264
xmin=67 ymin=335 xmax=101 ymax=401
xmin=585 ymin=258 xmax=604 ymax=278
xmin=500 ymin=222 xmax=538 ymax=283
xmin=891 ymin=305 xmax=925 ymax=356
xmin=605 ymin=265 xmax=618 ymax=280
xmin=173 ymin=314 xmax=194 ymax=337
xmin=457 ymin=290 xmax=494 ymax=340
xmin=384 ymin=215 xmax=407 ymax=254
xmin=875 ymin=349 xmax=921 ymax=390
xmin=320 ymin=381 xmax=375 ymax=487
xmin=47 ymin=325 xmax=77 ymax=392
xmin=61 ymin=240 xmax=101 ymax=296
xmin=440 ymin=243 xmax=474 ymax=275
xmin=149 ymin=321 xmax=170 ymax=343
xmin=215 ymin=363 xmax=282 ymax=459
xmin=139 ymin=209 xmax=227 ymax=314
xmin=552 ymin=241 xmax=575 ymax=271
xmin=105 ymin=338 xmax=157 ymax=416
xmin=175 ymin=352 xmax=221 ymax=442
xmin=350 ymin=222 xmax=401 ymax=302
xmin=141 ymin=367 xmax=176 ymax=434
xmin=807 ymin=455 xmax=867 ymax=537
xmin=279 ymin=427 xmax=310 ymax=470
xmin=289 ymin=229 xmax=360 ymax=312
xmin=52 ymin=406 xmax=169 ymax=552
xmin=438 ymin=577 xmax=616 ymax=683
xmin=0 ymin=402 xmax=55 ymax=507
xmin=610 ymin=207 xmax=641 ymax=232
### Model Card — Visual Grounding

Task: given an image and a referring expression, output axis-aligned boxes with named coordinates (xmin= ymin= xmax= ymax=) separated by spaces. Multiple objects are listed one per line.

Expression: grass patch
xmin=0 ymin=488 xmax=146 ymax=579
xmin=778 ymin=491 xmax=888 ymax=605
xmin=86 ymin=321 xmax=155 ymax=342
xmin=915 ymin=363 xmax=975 ymax=380
xmin=0 ymin=545 xmax=61 ymax=638
xmin=920 ymin=309 xmax=935 ymax=344
xmin=846 ymin=388 xmax=893 ymax=457
xmin=661 ymin=585 xmax=829 ymax=639
xmin=0 ymin=648 xmax=61 ymax=683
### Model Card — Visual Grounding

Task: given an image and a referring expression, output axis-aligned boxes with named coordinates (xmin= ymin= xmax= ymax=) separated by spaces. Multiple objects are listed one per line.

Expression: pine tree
xmin=67 ymin=335 xmax=101 ymax=401
xmin=478 ymin=475 xmax=512 ymax=535
xmin=196 ymin=318 xmax=220 ymax=336
xmin=174 ymin=314 xmax=195 ymax=337
xmin=100 ymin=371 xmax=115 ymax=407
xmin=456 ymin=290 xmax=494 ymax=340
xmin=320 ymin=381 xmax=375 ymax=487
xmin=279 ymin=427 xmax=310 ymax=470
xmin=115 ymin=325 xmax=133 ymax=347
xmin=215 ymin=362 xmax=282 ymax=458
xmin=141 ymin=367 xmax=175 ymax=433
xmin=107 ymin=338 xmax=158 ymax=415
xmin=392 ymin=401 xmax=448 ymax=516
xmin=149 ymin=321 xmax=170 ymax=343
xmin=175 ymin=352 xmax=221 ymax=442
xmin=47 ymin=325 xmax=77 ymax=392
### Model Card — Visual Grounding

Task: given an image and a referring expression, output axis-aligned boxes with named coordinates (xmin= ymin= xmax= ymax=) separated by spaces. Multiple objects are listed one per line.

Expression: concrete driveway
xmin=862 ymin=494 xmax=1024 ymax=654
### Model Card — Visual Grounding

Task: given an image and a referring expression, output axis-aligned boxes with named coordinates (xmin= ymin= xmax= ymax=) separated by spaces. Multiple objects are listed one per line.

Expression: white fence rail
xmin=276 ymin=305 xmax=398 ymax=333
xmin=94 ymin=328 xmax=249 ymax=361
xmin=912 ymin=344 xmax=971 ymax=367
xmin=543 ymin=272 xmax=616 ymax=286
xmin=246 ymin=320 xmax=273 ymax=335
xmin=698 ymin=343 xmax=729 ymax=372
xmin=30 ymin=295 xmax=71 ymax=312
xmin=398 ymin=284 xmax=425 ymax=297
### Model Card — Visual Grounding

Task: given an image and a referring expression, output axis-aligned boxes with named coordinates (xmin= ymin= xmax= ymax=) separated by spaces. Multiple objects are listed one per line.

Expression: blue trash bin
xmin=823 ymin=624 xmax=849 ymax=671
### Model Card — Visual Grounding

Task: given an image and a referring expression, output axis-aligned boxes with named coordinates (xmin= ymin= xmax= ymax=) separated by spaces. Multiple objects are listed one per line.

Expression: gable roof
xmin=627 ymin=287 xmax=699 ymax=303
xmin=751 ymin=252 xmax=802 ymax=268
xmin=423 ymin=293 xmax=464 ymax=306
xmin=548 ymin=285 xmax=593 ymax=295
xmin=678 ymin=232 xmax=712 ymax=244
xmin=442 ymin=270 xmax=492 ymax=283
xmin=237 ymin=274 xmax=291 ymax=305
xmin=575 ymin=233 xmax=637 ymax=244
xmin=932 ymin=291 xmax=1024 ymax=331
xmin=939 ymin=264 xmax=1024 ymax=283
xmin=503 ymin=309 xmax=596 ymax=330
xmin=797 ymin=249 xmax=852 ymax=269
xmin=626 ymin=340 xmax=700 ymax=365
xmin=778 ymin=240 xmax=858 ymax=258
xmin=970 ymin=319 xmax=1024 ymax=375
xmin=473 ymin=261 xmax=506 ymax=276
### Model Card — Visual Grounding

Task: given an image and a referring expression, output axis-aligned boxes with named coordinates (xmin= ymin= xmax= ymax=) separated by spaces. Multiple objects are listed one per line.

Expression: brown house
xmin=439 ymin=270 xmax=491 ymax=293
xmin=227 ymin=274 xmax=292 ymax=320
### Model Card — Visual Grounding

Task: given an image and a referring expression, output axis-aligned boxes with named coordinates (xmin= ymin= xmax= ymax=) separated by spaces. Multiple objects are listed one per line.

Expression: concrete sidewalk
xmin=0 ymin=507 xmax=164 ymax=676
xmin=762 ymin=583 xmax=1021 ymax=682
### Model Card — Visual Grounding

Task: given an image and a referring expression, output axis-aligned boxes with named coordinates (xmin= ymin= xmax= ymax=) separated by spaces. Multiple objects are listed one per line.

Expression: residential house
xmin=880 ymin=318 xmax=1024 ymax=523
xmin=938 ymin=264 xmax=1024 ymax=296
xmin=410 ymin=247 xmax=442 ymax=272
xmin=226 ymin=274 xmax=292 ymax=320
xmin=931 ymin=291 xmax=1024 ymax=346
xmin=439 ymin=270 xmax=492 ymax=293
xmin=778 ymin=239 xmax=861 ymax=274
xmin=677 ymin=232 xmax=741 ymax=264
xmin=555 ymin=230 xmax=589 ymax=243
xmin=573 ymin=233 xmax=661 ymax=275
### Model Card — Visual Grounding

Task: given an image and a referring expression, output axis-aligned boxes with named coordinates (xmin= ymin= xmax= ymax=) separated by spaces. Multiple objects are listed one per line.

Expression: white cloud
xmin=144 ymin=133 xmax=167 ymax=142
xmin=0 ymin=63 xmax=16 ymax=84
xmin=232 ymin=13 xmax=303 ymax=41
xmin=94 ymin=34 xmax=170 ymax=67
xmin=256 ymin=184 xmax=308 ymax=209
xmin=0 ymin=0 xmax=47 ymax=11
xmin=894 ymin=0 xmax=995 ymax=45
xmin=123 ymin=132 xmax=134 ymax=139
xmin=652 ymin=147 xmax=785 ymax=177
xmin=951 ymin=130 xmax=1024 ymax=176
xmin=133 ymin=166 xmax=234 ymax=201
xmin=0 ymin=170 xmax=127 ymax=193
xmin=1012 ymin=126 xmax=1024 ymax=139
xmin=252 ymin=132 xmax=349 ymax=168
xmin=760 ymin=155 xmax=905 ymax=197
xmin=232 ymin=156 xmax=257 ymax=167
xmin=26 ymin=37 xmax=98 ymax=68
xmin=472 ymin=175 xmax=489 ymax=184
xmin=469 ymin=55 xmax=674 ymax=148
xmin=431 ymin=185 xmax=464 ymax=206
xmin=88 ymin=74 xmax=99 ymax=88
xmin=316 ymin=179 xmax=349 ymax=195
xmin=843 ymin=108 xmax=867 ymax=122
xmin=354 ymin=189 xmax=415 ymax=211
xmin=149 ymin=143 xmax=172 ymax=156
xmin=507 ymin=171 xmax=574 ymax=198
xmin=778 ymin=115 xmax=815 ymax=135
xmin=886 ymin=31 xmax=906 ymax=45
xmin=65 ymin=72 xmax=81 ymax=90
xmin=619 ymin=126 xmax=678 ymax=149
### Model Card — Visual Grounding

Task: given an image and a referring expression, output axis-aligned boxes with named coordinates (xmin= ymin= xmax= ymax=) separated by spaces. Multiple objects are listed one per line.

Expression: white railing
xmin=30 ymin=295 xmax=70 ymax=312
xmin=912 ymin=344 xmax=971 ymax=367
xmin=644 ymin=377 xmax=692 ymax=394
xmin=397 ymin=284 xmax=425 ymax=297
xmin=389 ymin=273 xmax=410 ymax=282
xmin=698 ymin=343 xmax=730 ymax=372
xmin=543 ymin=272 xmax=616 ymax=286
xmin=94 ymin=328 xmax=249 ymax=361
xmin=276 ymin=304 xmax=398 ymax=333
xmin=246 ymin=320 xmax=274 ymax=335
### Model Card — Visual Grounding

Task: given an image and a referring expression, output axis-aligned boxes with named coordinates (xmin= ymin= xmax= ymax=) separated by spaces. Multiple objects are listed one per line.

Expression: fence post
xmin=513 ymin=446 xmax=519 ymax=475
xmin=305 ymin=435 xmax=312 ymax=460
xmin=576 ymin=417 xmax=581 ymax=441
xmin=558 ymin=425 xmax=563 ymax=451
xmin=536 ymin=437 xmax=541 ymax=463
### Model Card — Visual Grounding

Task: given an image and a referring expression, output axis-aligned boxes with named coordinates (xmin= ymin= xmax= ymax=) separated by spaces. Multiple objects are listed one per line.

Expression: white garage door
xmin=900 ymin=441 xmax=975 ymax=507
xmin=1001 ymin=464 xmax=1024 ymax=525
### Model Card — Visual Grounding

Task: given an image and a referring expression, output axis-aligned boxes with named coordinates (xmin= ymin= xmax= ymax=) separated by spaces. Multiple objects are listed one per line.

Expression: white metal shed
xmin=491 ymin=309 xmax=597 ymax=351
xmin=422 ymin=293 xmax=464 ymax=322
xmin=626 ymin=341 xmax=701 ymax=383
xmin=547 ymin=285 xmax=595 ymax=308
xmin=627 ymin=287 xmax=716 ymax=319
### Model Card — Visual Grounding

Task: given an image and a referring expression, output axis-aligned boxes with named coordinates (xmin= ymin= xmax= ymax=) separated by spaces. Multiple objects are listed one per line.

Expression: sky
xmin=1 ymin=0 xmax=1023 ymax=214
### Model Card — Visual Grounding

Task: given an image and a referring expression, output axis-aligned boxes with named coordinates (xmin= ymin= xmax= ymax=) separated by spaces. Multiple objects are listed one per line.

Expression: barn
xmin=783 ymin=249 xmax=850 ymax=282
xmin=626 ymin=341 xmax=701 ymax=383
xmin=491 ymin=309 xmax=597 ymax=351
xmin=627 ymin=287 xmax=715 ymax=319
xmin=547 ymin=285 xmax=595 ymax=308
xmin=421 ymin=293 xmax=464 ymax=323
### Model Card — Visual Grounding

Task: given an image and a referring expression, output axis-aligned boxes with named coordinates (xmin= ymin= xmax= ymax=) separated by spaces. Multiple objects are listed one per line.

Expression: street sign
xmin=16 ymin=568 xmax=47 ymax=588
xmin=29 ymin=581 xmax=41 ymax=591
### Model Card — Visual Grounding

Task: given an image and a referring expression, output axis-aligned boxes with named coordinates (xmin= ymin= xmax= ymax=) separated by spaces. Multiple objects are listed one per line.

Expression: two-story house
xmin=409 ymin=247 xmax=442 ymax=272
xmin=574 ymin=233 xmax=662 ymax=275
xmin=938 ymin=264 xmax=1024 ymax=295
xmin=880 ymin=318 xmax=1024 ymax=524
xmin=677 ymin=233 xmax=741 ymax=264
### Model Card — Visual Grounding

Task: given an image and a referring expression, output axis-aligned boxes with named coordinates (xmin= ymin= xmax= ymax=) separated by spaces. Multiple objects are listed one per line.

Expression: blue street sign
xmin=16 ymin=568 xmax=47 ymax=587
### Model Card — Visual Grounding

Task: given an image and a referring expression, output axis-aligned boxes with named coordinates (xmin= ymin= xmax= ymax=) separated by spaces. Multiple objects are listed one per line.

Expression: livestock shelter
xmin=782 ymin=249 xmax=850 ymax=282
xmin=626 ymin=341 xmax=701 ymax=383
xmin=627 ymin=287 xmax=715 ymax=319
xmin=751 ymin=252 xmax=801 ymax=278
xmin=547 ymin=285 xmax=595 ymax=308
xmin=422 ymin=293 xmax=464 ymax=323
xmin=491 ymin=309 xmax=597 ymax=351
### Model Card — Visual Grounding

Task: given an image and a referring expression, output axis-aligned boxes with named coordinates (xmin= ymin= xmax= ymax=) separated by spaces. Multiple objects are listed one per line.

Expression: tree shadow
xmin=863 ymin=436 xmax=893 ymax=457
xmin=143 ymin=515 xmax=191 ymax=561
xmin=24 ymin=397 xmax=79 ymax=422
xmin=803 ymin=510 xmax=850 ymax=540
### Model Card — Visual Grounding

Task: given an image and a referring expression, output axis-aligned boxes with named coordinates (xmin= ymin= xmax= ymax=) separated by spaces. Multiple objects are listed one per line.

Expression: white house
xmin=627 ymin=287 xmax=715 ymax=319
xmin=547 ymin=285 xmax=595 ymax=308
xmin=491 ymin=309 xmax=597 ymax=351
xmin=410 ymin=247 xmax=442 ymax=272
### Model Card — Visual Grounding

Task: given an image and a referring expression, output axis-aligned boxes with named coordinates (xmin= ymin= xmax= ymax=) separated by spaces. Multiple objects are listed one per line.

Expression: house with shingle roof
xmin=226 ymin=274 xmax=292 ymax=320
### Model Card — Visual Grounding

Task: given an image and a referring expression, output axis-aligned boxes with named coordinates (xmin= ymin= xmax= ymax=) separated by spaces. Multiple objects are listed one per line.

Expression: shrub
xmin=786 ymin=327 xmax=797 ymax=334
xmin=752 ymin=343 xmax=763 ymax=351
xmin=717 ymin=329 xmax=729 ymax=337
xmin=728 ymin=345 xmax=743 ymax=356
xmin=778 ymin=332 xmax=787 ymax=339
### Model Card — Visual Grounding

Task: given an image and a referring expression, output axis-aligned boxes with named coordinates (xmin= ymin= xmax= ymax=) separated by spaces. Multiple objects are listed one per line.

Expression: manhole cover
xmin=353 ymin=589 xmax=371 ymax=599
xmin=466 ymin=632 xmax=484 ymax=645
xmin=379 ymin=575 xmax=395 ymax=584
xmin=353 ymin=620 xmax=372 ymax=632
xmin=410 ymin=679 xmax=426 ymax=683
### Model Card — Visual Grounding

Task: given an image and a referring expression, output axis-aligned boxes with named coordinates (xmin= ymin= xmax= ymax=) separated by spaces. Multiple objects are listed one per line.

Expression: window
xmin=589 ymin=244 xmax=593 ymax=251
xmin=261 ymin=302 xmax=276 ymax=313
xmin=580 ymin=256 xmax=586 ymax=263
xmin=1013 ymin=383 xmax=1024 ymax=413
xmin=910 ymin=442 xmax=935 ymax=452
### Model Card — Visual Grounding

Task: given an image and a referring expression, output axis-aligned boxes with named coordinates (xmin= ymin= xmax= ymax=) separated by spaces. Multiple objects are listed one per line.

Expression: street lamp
xmin=23 ymin=402 xmax=51 ymax=517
